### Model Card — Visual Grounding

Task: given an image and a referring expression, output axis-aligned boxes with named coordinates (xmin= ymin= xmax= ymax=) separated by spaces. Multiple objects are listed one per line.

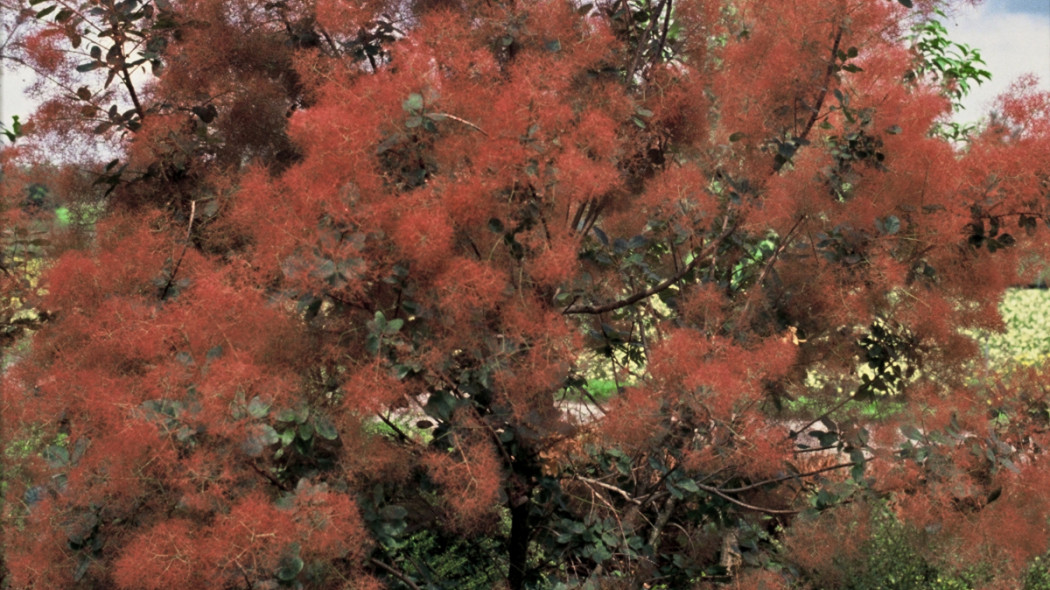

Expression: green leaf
xmin=898 ymin=0 xmax=913 ymax=7
xmin=44 ymin=445 xmax=70 ymax=468
xmin=315 ymin=416 xmax=338 ymax=440
xmin=677 ymin=479 xmax=700 ymax=494
xmin=247 ymin=396 xmax=270 ymax=419
xmin=275 ymin=555 xmax=304 ymax=581
xmin=380 ymin=505 xmax=408 ymax=520
xmin=424 ymin=389 xmax=458 ymax=421
xmin=258 ymin=425 xmax=280 ymax=446
xmin=278 ymin=428 xmax=295 ymax=446
xmin=901 ymin=424 xmax=923 ymax=441
xmin=76 ymin=61 xmax=102 ymax=73
xmin=878 ymin=215 xmax=901 ymax=235
xmin=34 ymin=5 xmax=56 ymax=18
xmin=728 ymin=131 xmax=745 ymax=142
xmin=402 ymin=93 xmax=424 ymax=113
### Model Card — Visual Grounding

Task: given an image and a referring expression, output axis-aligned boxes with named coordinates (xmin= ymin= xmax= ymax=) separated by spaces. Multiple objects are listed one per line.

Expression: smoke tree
xmin=3 ymin=0 xmax=1050 ymax=587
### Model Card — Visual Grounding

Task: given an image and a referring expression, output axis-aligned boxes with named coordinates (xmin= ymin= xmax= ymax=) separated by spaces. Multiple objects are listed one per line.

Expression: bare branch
xmin=718 ymin=462 xmax=857 ymax=494
xmin=370 ymin=558 xmax=423 ymax=590
xmin=577 ymin=476 xmax=642 ymax=505
xmin=696 ymin=482 xmax=802 ymax=515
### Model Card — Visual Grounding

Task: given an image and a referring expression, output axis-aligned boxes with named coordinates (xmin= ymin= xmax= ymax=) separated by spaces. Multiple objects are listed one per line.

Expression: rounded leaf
xmin=275 ymin=555 xmax=304 ymax=581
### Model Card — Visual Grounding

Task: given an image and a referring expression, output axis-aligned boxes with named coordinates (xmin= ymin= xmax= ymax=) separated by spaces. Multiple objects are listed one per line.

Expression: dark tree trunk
xmin=507 ymin=495 xmax=532 ymax=590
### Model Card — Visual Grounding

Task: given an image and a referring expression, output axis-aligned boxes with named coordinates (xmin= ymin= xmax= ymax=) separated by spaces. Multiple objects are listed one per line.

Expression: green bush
xmin=1025 ymin=554 xmax=1050 ymax=590
xmin=390 ymin=529 xmax=506 ymax=590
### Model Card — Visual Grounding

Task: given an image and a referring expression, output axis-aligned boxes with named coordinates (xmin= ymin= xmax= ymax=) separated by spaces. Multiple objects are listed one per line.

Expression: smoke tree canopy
xmin=3 ymin=0 xmax=1050 ymax=587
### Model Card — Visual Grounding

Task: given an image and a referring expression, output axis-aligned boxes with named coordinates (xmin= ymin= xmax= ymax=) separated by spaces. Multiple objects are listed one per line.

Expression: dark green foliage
xmin=385 ymin=529 xmax=506 ymax=590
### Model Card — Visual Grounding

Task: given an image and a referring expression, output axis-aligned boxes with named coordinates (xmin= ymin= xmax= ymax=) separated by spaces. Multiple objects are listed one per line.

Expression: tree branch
xmin=246 ymin=460 xmax=291 ymax=491
xmin=737 ymin=215 xmax=806 ymax=326
xmin=370 ymin=558 xmax=423 ymax=590
xmin=625 ymin=0 xmax=669 ymax=84
xmin=646 ymin=495 xmax=677 ymax=547
xmin=563 ymin=218 xmax=735 ymax=315
xmin=774 ymin=26 xmax=843 ymax=173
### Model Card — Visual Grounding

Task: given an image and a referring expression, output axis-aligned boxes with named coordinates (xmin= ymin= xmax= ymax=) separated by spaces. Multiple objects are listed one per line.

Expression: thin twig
xmin=158 ymin=200 xmax=196 ymax=300
xmin=377 ymin=413 xmax=414 ymax=444
xmin=738 ymin=215 xmax=806 ymax=327
xmin=431 ymin=113 xmax=488 ymax=135
xmin=573 ymin=384 xmax=608 ymax=416
xmin=718 ymin=462 xmax=857 ymax=494
xmin=577 ymin=476 xmax=642 ymax=505
xmin=696 ymin=482 xmax=802 ymax=515
xmin=785 ymin=394 xmax=855 ymax=442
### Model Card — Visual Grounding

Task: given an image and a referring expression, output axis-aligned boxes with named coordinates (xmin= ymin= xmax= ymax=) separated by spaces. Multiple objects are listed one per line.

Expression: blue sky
xmin=996 ymin=0 xmax=1049 ymax=16
xmin=2 ymin=1 xmax=1049 ymax=129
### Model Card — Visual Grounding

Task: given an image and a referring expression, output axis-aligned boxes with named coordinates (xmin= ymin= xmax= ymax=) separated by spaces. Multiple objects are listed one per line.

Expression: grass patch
xmin=560 ymin=378 xmax=622 ymax=404
xmin=782 ymin=395 xmax=907 ymax=420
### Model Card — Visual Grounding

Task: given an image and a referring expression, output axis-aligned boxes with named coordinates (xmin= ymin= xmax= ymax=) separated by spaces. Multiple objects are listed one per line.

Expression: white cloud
xmin=947 ymin=3 xmax=1050 ymax=122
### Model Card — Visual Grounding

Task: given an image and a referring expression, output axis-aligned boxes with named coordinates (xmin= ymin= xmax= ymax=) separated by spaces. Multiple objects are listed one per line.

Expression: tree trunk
xmin=507 ymin=495 xmax=531 ymax=590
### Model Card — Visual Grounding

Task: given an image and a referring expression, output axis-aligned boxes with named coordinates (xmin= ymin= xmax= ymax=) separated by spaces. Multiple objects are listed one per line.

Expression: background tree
xmin=3 ymin=0 xmax=1050 ymax=588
